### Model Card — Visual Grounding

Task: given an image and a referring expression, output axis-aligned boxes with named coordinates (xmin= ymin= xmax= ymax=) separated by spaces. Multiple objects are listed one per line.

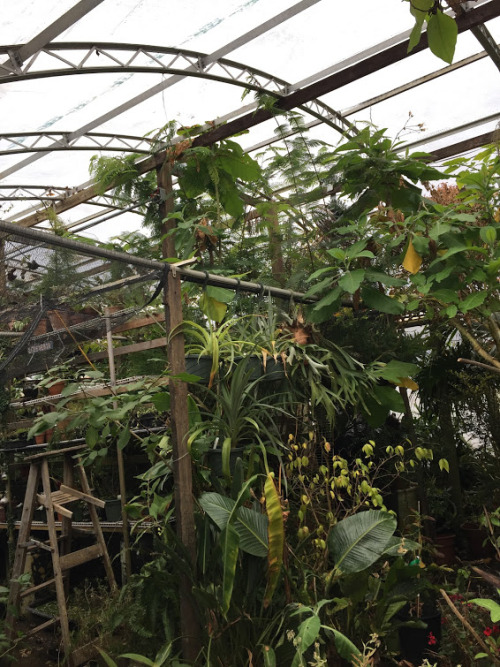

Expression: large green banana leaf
xmin=199 ymin=491 xmax=268 ymax=557
xmin=327 ymin=510 xmax=397 ymax=574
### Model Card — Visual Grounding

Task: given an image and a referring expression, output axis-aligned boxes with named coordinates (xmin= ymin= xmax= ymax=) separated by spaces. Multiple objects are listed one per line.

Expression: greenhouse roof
xmin=0 ymin=0 xmax=499 ymax=240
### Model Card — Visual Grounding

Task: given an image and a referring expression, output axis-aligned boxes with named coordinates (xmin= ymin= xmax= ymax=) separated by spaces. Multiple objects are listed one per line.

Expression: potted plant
xmin=188 ymin=357 xmax=292 ymax=477
xmin=169 ymin=317 xmax=253 ymax=388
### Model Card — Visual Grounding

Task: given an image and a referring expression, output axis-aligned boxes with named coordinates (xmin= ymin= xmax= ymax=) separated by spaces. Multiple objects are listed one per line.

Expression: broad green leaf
xmin=206 ymin=285 xmax=235 ymax=304
xmin=479 ymin=226 xmax=497 ymax=245
xmin=262 ymin=645 xmax=276 ymax=667
xmin=408 ymin=21 xmax=423 ymax=53
xmin=86 ymin=424 xmax=98 ymax=448
xmin=444 ymin=305 xmax=458 ymax=318
xmin=328 ymin=510 xmax=397 ymax=574
xmin=331 ymin=628 xmax=362 ymax=663
xmin=291 ymin=614 xmax=321 ymax=667
xmin=459 ymin=291 xmax=487 ymax=313
xmin=364 ymin=271 xmax=405 ymax=287
xmin=263 ymin=474 xmax=284 ymax=607
xmin=377 ymin=360 xmax=419 ymax=385
xmin=235 ymin=506 xmax=268 ymax=557
xmin=339 ymin=269 xmax=365 ymax=294
xmin=431 ymin=288 xmax=458 ymax=304
xmin=470 ymin=598 xmax=500 ymax=623
xmin=326 ymin=247 xmax=346 ymax=261
xmin=361 ymin=286 xmax=405 ymax=315
xmin=152 ymin=392 xmax=170 ymax=412
xmin=199 ymin=491 xmax=268 ymax=557
xmin=427 ymin=10 xmax=458 ymax=64
xmin=199 ymin=292 xmax=227 ymax=323
xmin=117 ymin=425 xmax=130 ymax=451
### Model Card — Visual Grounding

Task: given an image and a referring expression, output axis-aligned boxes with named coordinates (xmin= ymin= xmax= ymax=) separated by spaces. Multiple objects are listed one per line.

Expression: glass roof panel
xmin=0 ymin=0 xmax=498 ymax=241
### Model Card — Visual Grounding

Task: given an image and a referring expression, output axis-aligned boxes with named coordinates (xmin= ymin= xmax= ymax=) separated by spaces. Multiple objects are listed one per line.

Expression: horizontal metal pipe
xmin=0 ymin=219 xmax=314 ymax=303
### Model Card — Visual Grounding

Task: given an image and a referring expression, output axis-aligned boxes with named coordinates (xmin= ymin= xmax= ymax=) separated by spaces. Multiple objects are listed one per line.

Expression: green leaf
xmin=117 ymin=425 xmax=130 ymax=451
xmin=444 ymin=305 xmax=458 ymax=318
xmin=361 ymin=286 xmax=405 ymax=315
xmin=480 ymin=226 xmax=497 ymax=245
xmin=328 ymin=510 xmax=397 ymax=574
xmin=199 ymin=292 xmax=227 ymax=323
xmin=205 ymin=285 xmax=235 ymax=304
xmin=152 ymin=392 xmax=170 ymax=412
xmin=199 ymin=492 xmax=268 ymax=557
xmin=291 ymin=614 xmax=321 ymax=667
xmin=331 ymin=628 xmax=362 ymax=663
xmin=408 ymin=20 xmax=424 ymax=53
xmin=97 ymin=649 xmax=119 ymax=667
xmin=459 ymin=291 xmax=487 ymax=313
xmin=119 ymin=655 xmax=155 ymax=667
xmin=263 ymin=474 xmax=284 ymax=607
xmin=439 ymin=458 xmax=450 ymax=473
xmin=326 ymin=248 xmax=346 ymax=261
xmin=377 ymin=360 xmax=419 ymax=384
xmin=339 ymin=269 xmax=365 ymax=294
xmin=427 ymin=10 xmax=458 ymax=64
xmin=470 ymin=598 xmax=500 ymax=623
xmin=86 ymin=425 xmax=98 ymax=448
xmin=262 ymin=645 xmax=276 ymax=667
xmin=221 ymin=524 xmax=239 ymax=614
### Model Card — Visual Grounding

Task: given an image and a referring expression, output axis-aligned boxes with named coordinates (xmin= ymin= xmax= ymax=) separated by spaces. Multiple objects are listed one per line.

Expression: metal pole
xmin=105 ymin=308 xmax=132 ymax=582
xmin=0 ymin=220 xmax=314 ymax=303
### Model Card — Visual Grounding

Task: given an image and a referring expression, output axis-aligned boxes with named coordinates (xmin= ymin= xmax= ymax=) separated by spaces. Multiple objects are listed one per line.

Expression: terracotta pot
xmin=48 ymin=380 xmax=66 ymax=396
xmin=34 ymin=429 xmax=54 ymax=444
xmin=434 ymin=533 xmax=456 ymax=565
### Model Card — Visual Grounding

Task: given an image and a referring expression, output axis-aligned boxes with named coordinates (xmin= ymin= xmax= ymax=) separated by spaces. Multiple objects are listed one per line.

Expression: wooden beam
xmin=429 ymin=130 xmax=498 ymax=161
xmin=159 ymin=162 xmax=200 ymax=661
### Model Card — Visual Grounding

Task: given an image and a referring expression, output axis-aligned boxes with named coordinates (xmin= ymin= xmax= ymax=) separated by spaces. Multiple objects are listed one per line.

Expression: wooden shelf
xmin=0 ymin=520 xmax=149 ymax=534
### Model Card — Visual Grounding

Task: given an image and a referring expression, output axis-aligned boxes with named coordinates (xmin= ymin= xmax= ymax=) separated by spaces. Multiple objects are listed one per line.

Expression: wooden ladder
xmin=6 ymin=445 xmax=117 ymax=666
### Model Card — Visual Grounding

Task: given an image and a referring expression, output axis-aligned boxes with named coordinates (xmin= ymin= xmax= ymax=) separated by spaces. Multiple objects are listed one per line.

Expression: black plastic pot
xmin=206 ymin=446 xmax=245 ymax=477
xmin=105 ymin=499 xmax=122 ymax=522
xmin=234 ymin=356 xmax=285 ymax=382
xmin=184 ymin=355 xmax=213 ymax=383
xmin=398 ymin=609 xmax=441 ymax=664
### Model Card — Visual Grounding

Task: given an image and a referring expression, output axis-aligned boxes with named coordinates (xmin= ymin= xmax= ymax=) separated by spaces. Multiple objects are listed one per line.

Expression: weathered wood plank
xmin=59 ymin=484 xmax=106 ymax=508
xmin=59 ymin=543 xmax=103 ymax=570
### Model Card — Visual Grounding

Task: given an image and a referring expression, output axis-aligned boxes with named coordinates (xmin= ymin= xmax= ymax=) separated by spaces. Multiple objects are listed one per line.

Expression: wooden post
xmin=158 ymin=162 xmax=200 ymax=662
xmin=105 ymin=308 xmax=132 ymax=582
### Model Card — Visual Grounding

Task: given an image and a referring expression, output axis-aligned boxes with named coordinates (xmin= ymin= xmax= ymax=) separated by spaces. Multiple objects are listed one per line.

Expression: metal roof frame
xmin=0 ymin=0 xmax=499 ymax=232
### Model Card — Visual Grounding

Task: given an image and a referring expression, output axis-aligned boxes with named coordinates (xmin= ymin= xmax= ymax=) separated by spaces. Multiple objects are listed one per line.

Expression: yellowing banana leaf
xmin=263 ymin=474 xmax=284 ymax=608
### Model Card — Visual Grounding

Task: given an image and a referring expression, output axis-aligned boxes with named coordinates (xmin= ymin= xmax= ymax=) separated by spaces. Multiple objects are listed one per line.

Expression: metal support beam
xmin=0 ymin=0 xmax=331 ymax=181
xmin=0 ymin=219 xmax=314 ymax=303
xmin=189 ymin=1 xmax=500 ymax=148
xmin=0 ymin=0 xmax=105 ymax=72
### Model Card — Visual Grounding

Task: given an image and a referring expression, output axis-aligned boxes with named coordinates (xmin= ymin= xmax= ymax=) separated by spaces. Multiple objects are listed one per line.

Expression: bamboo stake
xmin=105 ymin=308 xmax=131 ymax=582
xmin=440 ymin=589 xmax=500 ymax=665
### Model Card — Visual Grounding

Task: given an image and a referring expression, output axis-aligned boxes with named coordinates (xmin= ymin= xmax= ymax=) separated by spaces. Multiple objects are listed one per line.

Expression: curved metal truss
xmin=0 ymin=42 xmax=351 ymax=135
xmin=0 ymin=132 xmax=153 ymax=157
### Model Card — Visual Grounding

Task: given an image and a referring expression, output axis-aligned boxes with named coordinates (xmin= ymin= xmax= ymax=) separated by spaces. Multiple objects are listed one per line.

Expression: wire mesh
xmin=0 ymin=229 xmax=164 ymax=379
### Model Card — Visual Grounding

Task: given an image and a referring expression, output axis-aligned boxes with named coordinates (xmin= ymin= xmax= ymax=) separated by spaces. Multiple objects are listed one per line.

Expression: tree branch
xmin=450 ymin=318 xmax=500 ymax=369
